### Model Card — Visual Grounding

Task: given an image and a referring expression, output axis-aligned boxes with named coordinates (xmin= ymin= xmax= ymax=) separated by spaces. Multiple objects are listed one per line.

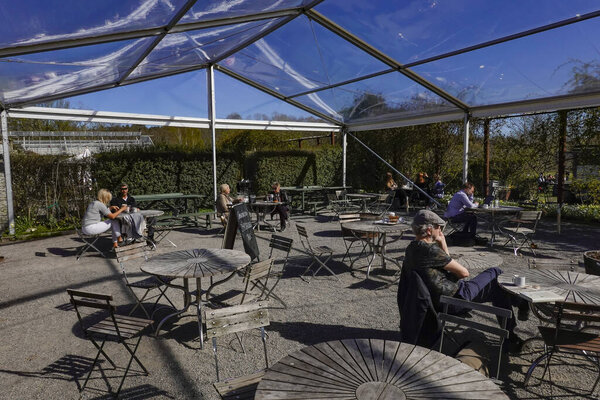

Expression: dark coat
xmin=398 ymin=270 xmax=442 ymax=348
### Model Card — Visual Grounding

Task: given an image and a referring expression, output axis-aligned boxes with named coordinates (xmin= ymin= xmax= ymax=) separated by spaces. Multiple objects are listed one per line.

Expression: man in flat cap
xmin=398 ymin=210 xmax=527 ymax=352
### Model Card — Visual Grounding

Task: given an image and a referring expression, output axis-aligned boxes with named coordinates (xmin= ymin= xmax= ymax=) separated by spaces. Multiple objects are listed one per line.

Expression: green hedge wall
xmin=93 ymin=148 xmax=242 ymax=206
xmin=246 ymin=147 xmax=343 ymax=194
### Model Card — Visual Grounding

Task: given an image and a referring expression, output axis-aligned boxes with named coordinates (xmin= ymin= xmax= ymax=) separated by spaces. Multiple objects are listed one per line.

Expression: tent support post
xmin=557 ymin=110 xmax=568 ymax=234
xmin=462 ymin=113 xmax=470 ymax=183
xmin=1 ymin=111 xmax=15 ymax=235
xmin=347 ymin=132 xmax=441 ymax=208
xmin=208 ymin=65 xmax=217 ymax=208
xmin=342 ymin=128 xmax=347 ymax=187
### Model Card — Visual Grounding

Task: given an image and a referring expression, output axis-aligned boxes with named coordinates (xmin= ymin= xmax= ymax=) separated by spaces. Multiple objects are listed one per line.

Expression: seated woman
xmin=215 ymin=183 xmax=239 ymax=226
xmin=81 ymin=189 xmax=128 ymax=248
xmin=385 ymin=172 xmax=408 ymax=210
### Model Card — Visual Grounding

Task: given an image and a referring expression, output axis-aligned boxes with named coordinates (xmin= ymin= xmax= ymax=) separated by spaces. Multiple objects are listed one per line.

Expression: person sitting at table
xmin=270 ymin=182 xmax=289 ymax=232
xmin=444 ymin=181 xmax=479 ymax=242
xmin=398 ymin=210 xmax=528 ymax=353
xmin=431 ymin=174 xmax=445 ymax=199
xmin=216 ymin=183 xmax=238 ymax=226
xmin=109 ymin=183 xmax=137 ymax=212
xmin=385 ymin=172 xmax=408 ymax=211
xmin=82 ymin=189 xmax=128 ymax=248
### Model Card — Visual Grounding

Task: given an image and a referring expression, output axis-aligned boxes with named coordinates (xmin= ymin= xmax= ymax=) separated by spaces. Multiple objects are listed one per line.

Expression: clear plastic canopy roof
xmin=2 ymin=0 xmax=600 ymax=130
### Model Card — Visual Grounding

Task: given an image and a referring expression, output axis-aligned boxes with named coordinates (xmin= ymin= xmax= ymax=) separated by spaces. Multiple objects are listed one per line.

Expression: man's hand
xmin=435 ymin=230 xmax=450 ymax=255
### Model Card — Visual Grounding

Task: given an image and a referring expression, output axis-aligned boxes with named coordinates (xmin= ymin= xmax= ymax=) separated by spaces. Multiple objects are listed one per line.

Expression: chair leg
xmin=524 ymin=350 xmax=552 ymax=386
xmin=81 ymin=338 xmax=113 ymax=392
xmin=116 ymin=337 xmax=147 ymax=396
xmin=312 ymin=254 xmax=339 ymax=281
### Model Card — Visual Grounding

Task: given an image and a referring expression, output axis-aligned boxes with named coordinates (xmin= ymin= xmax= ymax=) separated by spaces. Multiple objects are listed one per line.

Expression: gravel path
xmin=0 ymin=211 xmax=599 ymax=399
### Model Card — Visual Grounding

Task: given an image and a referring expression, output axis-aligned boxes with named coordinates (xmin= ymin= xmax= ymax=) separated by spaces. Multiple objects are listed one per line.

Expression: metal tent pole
xmin=207 ymin=65 xmax=218 ymax=207
xmin=1 ymin=111 xmax=15 ymax=235
xmin=347 ymin=132 xmax=441 ymax=208
xmin=462 ymin=113 xmax=470 ymax=183
xmin=342 ymin=128 xmax=347 ymax=187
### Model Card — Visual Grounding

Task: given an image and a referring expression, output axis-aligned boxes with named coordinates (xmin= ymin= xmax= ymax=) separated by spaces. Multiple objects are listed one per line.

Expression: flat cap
xmin=413 ymin=209 xmax=446 ymax=226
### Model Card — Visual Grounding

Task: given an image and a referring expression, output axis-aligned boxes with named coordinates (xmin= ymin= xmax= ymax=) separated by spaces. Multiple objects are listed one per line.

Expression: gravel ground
xmin=1 ymin=210 xmax=599 ymax=399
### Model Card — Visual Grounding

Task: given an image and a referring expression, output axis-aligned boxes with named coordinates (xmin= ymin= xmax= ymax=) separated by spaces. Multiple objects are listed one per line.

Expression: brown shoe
xmin=113 ymin=242 xmax=119 ymax=248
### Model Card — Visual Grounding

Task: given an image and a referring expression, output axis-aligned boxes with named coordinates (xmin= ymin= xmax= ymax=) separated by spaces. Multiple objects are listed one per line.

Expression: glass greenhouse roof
xmin=2 ymin=0 xmax=600 ymax=129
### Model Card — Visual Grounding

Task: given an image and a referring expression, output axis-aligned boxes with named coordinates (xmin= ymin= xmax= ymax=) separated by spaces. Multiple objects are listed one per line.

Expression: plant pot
xmin=583 ymin=251 xmax=600 ymax=276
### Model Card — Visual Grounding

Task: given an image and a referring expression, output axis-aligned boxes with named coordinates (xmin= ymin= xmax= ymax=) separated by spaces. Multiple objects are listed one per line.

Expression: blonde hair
xmin=219 ymin=183 xmax=230 ymax=194
xmin=97 ymin=189 xmax=112 ymax=205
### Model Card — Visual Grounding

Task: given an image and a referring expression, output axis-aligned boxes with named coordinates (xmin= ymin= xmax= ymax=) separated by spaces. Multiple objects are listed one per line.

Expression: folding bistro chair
xmin=500 ymin=210 xmax=542 ymax=256
xmin=75 ymin=227 xmax=106 ymax=260
xmin=265 ymin=234 xmax=294 ymax=308
xmin=524 ymin=301 xmax=600 ymax=396
xmin=438 ymin=295 xmax=512 ymax=380
xmin=208 ymin=258 xmax=275 ymax=307
xmin=114 ymin=242 xmax=176 ymax=319
xmin=206 ymin=301 xmax=271 ymax=399
xmin=66 ymin=289 xmax=153 ymax=397
xmin=338 ymin=213 xmax=368 ymax=265
xmin=295 ymin=223 xmax=338 ymax=281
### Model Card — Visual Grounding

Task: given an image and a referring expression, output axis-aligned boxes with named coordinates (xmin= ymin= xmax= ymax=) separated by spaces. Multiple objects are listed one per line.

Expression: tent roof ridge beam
xmin=288 ymin=68 xmax=395 ymax=98
xmin=215 ymin=64 xmax=342 ymax=125
xmin=404 ymin=9 xmax=600 ymax=69
xmin=306 ymin=9 xmax=469 ymax=112
xmin=117 ymin=0 xmax=198 ymax=84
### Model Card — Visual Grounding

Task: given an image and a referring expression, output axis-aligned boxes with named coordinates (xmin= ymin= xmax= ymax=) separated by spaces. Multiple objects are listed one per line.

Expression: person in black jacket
xmin=109 ymin=183 xmax=137 ymax=211
xmin=270 ymin=182 xmax=289 ymax=232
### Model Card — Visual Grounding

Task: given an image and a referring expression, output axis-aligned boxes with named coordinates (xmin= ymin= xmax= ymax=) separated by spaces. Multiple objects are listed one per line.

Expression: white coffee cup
xmin=389 ymin=212 xmax=395 ymax=217
xmin=482 ymin=204 xmax=489 ymax=209
xmin=513 ymin=275 xmax=526 ymax=287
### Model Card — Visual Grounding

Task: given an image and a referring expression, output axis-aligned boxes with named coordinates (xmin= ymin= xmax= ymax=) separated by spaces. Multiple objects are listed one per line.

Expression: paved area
xmin=1 ymin=211 xmax=599 ymax=399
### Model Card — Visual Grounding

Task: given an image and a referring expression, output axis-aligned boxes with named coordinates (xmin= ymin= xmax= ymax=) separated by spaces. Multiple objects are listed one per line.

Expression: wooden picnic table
xmin=135 ymin=193 xmax=205 ymax=215
xmin=346 ymin=193 xmax=379 ymax=212
xmin=255 ymin=338 xmax=509 ymax=399
xmin=141 ymin=248 xmax=250 ymax=347
xmin=281 ymin=186 xmax=352 ymax=212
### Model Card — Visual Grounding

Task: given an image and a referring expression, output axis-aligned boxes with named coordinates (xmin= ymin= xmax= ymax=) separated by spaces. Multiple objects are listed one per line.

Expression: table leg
xmin=196 ymin=277 xmax=204 ymax=349
xmin=154 ymin=278 xmax=192 ymax=336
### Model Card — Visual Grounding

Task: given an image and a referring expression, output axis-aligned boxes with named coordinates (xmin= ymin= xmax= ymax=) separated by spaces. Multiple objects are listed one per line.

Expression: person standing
xmin=270 ymin=182 xmax=289 ymax=232
xmin=82 ymin=189 xmax=127 ymax=248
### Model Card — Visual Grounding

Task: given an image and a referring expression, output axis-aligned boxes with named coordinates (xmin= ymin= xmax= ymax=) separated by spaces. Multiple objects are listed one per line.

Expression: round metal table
xmin=250 ymin=201 xmax=287 ymax=231
xmin=141 ymin=248 xmax=251 ymax=346
xmin=466 ymin=206 xmax=522 ymax=245
xmin=341 ymin=220 xmax=409 ymax=279
xmin=498 ymin=269 xmax=600 ymax=305
xmin=255 ymin=339 xmax=509 ymax=399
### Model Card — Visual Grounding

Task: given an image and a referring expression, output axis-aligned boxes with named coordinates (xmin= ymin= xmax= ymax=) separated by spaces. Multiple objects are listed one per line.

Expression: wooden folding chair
xmin=75 ymin=227 xmax=106 ymax=260
xmin=209 ymin=258 xmax=275 ymax=307
xmin=438 ymin=295 xmax=512 ymax=380
xmin=295 ymin=223 xmax=338 ymax=282
xmin=524 ymin=301 xmax=600 ymax=396
xmin=115 ymin=242 xmax=176 ymax=319
xmin=265 ymin=234 xmax=294 ymax=308
xmin=206 ymin=301 xmax=270 ymax=399
xmin=66 ymin=289 xmax=153 ymax=397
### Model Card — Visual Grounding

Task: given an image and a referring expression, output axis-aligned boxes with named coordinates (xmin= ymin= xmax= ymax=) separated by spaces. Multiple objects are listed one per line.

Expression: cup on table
xmin=513 ymin=275 xmax=526 ymax=287
xmin=482 ymin=204 xmax=489 ymax=209
xmin=494 ymin=199 xmax=500 ymax=208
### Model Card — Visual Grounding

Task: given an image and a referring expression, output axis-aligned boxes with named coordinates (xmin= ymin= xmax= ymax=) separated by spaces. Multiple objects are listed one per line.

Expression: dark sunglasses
xmin=120 ymin=187 xmax=128 ymax=190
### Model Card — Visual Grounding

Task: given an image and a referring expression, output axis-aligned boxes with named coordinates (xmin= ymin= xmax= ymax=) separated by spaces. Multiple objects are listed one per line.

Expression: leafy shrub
xmin=539 ymin=203 xmax=600 ymax=222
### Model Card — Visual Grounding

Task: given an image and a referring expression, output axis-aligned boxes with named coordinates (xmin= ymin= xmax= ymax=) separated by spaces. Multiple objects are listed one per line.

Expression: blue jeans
xmin=453 ymin=267 xmax=519 ymax=332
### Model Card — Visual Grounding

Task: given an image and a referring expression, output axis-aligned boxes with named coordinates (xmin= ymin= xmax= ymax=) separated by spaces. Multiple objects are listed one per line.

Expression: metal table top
xmin=141 ymin=248 xmax=250 ymax=279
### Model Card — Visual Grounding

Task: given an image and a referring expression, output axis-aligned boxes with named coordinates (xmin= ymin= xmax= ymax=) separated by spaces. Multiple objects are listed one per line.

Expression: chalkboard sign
xmin=222 ymin=203 xmax=259 ymax=261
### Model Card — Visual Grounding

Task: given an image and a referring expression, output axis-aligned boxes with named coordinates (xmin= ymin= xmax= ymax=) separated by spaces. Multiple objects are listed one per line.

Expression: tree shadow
xmin=268 ymin=321 xmax=400 ymax=347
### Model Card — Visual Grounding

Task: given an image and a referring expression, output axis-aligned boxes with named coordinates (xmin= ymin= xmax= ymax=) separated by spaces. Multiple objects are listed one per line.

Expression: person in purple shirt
xmin=444 ymin=182 xmax=478 ymax=239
